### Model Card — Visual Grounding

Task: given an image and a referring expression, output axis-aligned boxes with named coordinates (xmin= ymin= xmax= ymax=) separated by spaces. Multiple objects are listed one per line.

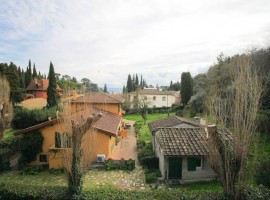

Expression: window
xmin=162 ymin=96 xmax=166 ymax=101
xmin=143 ymin=96 xmax=147 ymax=100
xmin=39 ymin=155 xmax=47 ymax=162
xmin=55 ymin=132 xmax=71 ymax=148
xmin=153 ymin=96 xmax=156 ymax=101
xmin=188 ymin=157 xmax=202 ymax=171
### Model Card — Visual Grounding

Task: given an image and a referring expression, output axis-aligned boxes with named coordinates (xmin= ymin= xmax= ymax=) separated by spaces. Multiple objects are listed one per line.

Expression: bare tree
xmin=207 ymin=56 xmax=262 ymax=199
xmin=134 ymin=91 xmax=150 ymax=125
xmin=0 ymin=76 xmax=13 ymax=138
xmin=58 ymin=94 xmax=102 ymax=199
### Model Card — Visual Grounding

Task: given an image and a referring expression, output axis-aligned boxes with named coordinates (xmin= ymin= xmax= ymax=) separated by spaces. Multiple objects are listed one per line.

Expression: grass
xmin=124 ymin=113 xmax=171 ymax=142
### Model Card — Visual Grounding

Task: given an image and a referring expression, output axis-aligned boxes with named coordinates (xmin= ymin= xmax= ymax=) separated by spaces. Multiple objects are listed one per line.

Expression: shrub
xmin=49 ymin=168 xmax=65 ymax=175
xmin=141 ymin=156 xmax=159 ymax=169
xmin=144 ymin=168 xmax=161 ymax=184
xmin=104 ymin=159 xmax=135 ymax=171
xmin=12 ymin=106 xmax=58 ymax=129
xmin=254 ymin=155 xmax=270 ymax=188
xmin=238 ymin=185 xmax=270 ymax=200
xmin=20 ymin=166 xmax=43 ymax=175
xmin=137 ymin=142 xmax=154 ymax=162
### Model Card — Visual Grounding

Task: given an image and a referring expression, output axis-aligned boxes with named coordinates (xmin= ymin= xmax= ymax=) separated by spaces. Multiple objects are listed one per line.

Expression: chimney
xmin=194 ymin=116 xmax=201 ymax=124
xmin=72 ymin=89 xmax=77 ymax=100
xmin=207 ymin=124 xmax=216 ymax=138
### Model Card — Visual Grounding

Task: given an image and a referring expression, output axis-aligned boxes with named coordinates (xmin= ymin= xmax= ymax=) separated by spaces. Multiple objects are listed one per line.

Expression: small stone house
xmin=148 ymin=116 xmax=202 ymax=151
xmin=154 ymin=127 xmax=216 ymax=183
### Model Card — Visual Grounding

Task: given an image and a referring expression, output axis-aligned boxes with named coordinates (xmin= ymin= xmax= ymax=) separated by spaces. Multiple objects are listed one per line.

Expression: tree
xmin=180 ymin=72 xmax=193 ymax=105
xmin=135 ymin=74 xmax=139 ymax=86
xmin=104 ymin=84 xmax=108 ymax=93
xmin=33 ymin=63 xmax=37 ymax=78
xmin=140 ymin=75 xmax=143 ymax=86
xmin=122 ymin=85 xmax=126 ymax=94
xmin=207 ymin=56 xmax=262 ymax=198
xmin=169 ymin=81 xmax=173 ymax=90
xmin=61 ymin=104 xmax=102 ymax=198
xmin=0 ymin=76 xmax=13 ymax=138
xmin=47 ymin=62 xmax=59 ymax=108
xmin=127 ymin=74 xmax=132 ymax=92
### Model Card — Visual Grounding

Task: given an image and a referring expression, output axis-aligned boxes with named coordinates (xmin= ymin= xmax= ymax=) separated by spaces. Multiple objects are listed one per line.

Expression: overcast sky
xmin=1 ymin=0 xmax=270 ymax=89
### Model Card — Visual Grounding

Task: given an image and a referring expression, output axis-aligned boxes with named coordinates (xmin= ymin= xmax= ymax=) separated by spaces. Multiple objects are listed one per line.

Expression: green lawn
xmin=124 ymin=113 xmax=172 ymax=142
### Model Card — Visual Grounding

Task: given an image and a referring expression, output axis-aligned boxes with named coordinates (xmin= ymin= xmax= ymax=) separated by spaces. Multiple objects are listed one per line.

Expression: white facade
xmin=128 ymin=90 xmax=177 ymax=109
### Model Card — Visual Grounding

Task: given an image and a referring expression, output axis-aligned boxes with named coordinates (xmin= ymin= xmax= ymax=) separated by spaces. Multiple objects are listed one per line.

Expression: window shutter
xmin=55 ymin=132 xmax=61 ymax=148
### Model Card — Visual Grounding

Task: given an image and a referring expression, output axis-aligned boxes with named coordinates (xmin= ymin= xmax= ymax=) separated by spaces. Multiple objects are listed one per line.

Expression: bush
xmin=49 ymin=168 xmax=65 ymax=175
xmin=12 ymin=106 xmax=59 ymax=129
xmin=144 ymin=168 xmax=161 ymax=184
xmin=137 ymin=142 xmax=154 ymax=162
xmin=104 ymin=159 xmax=135 ymax=171
xmin=238 ymin=185 xmax=270 ymax=200
xmin=254 ymin=155 xmax=270 ymax=188
xmin=20 ymin=166 xmax=43 ymax=175
xmin=0 ymin=182 xmax=68 ymax=200
xmin=141 ymin=156 xmax=159 ymax=169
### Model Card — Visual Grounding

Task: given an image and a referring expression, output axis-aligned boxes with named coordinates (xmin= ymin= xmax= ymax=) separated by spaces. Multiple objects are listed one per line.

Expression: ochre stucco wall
xmin=29 ymin=122 xmax=117 ymax=169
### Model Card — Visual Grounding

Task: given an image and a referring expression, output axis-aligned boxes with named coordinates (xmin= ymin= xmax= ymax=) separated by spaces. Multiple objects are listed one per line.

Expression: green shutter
xmin=55 ymin=132 xmax=61 ymax=148
xmin=188 ymin=158 xmax=196 ymax=171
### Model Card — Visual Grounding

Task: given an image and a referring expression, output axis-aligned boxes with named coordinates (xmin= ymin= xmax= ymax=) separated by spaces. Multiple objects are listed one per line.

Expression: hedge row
xmin=0 ymin=182 xmax=270 ymax=200
xmin=104 ymin=159 xmax=135 ymax=171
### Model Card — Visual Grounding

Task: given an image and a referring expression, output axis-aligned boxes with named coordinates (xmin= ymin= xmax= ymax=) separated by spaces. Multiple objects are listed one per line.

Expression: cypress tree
xmin=47 ymin=62 xmax=59 ymax=108
xmin=135 ymin=74 xmax=139 ymax=86
xmin=33 ymin=63 xmax=37 ymax=78
xmin=169 ymin=81 xmax=173 ymax=90
xmin=122 ymin=85 xmax=126 ymax=94
xmin=140 ymin=75 xmax=143 ymax=86
xmin=28 ymin=59 xmax=32 ymax=82
xmin=126 ymin=74 xmax=132 ymax=93
xmin=180 ymin=72 xmax=193 ymax=105
xmin=104 ymin=84 xmax=108 ymax=93
xmin=132 ymin=74 xmax=135 ymax=91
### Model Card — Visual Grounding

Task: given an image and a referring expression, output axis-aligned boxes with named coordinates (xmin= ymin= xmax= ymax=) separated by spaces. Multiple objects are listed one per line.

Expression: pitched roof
xmin=129 ymin=89 xmax=177 ymax=95
xmin=26 ymin=79 xmax=62 ymax=91
xmin=156 ymin=128 xmax=209 ymax=156
xmin=14 ymin=109 xmax=121 ymax=137
xmin=148 ymin=116 xmax=201 ymax=133
xmin=71 ymin=92 xmax=124 ymax=104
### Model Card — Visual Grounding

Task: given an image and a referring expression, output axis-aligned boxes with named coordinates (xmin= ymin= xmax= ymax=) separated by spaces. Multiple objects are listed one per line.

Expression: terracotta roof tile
xmin=26 ymin=79 xmax=62 ymax=91
xmin=71 ymin=92 xmax=124 ymax=104
xmin=148 ymin=116 xmax=201 ymax=133
xmin=156 ymin=128 xmax=209 ymax=156
xmin=14 ymin=108 xmax=121 ymax=137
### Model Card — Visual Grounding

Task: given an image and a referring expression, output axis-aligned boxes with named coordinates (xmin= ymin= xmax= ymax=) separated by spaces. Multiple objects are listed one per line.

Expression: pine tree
xmin=180 ymin=72 xmax=193 ymax=105
xmin=47 ymin=62 xmax=59 ymax=108
xmin=127 ymin=74 xmax=132 ymax=93
xmin=33 ymin=63 xmax=37 ymax=78
xmin=104 ymin=84 xmax=108 ymax=93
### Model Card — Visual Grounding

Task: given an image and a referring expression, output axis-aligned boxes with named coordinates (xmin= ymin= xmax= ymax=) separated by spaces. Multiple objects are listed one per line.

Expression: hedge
xmin=0 ymin=182 xmax=269 ymax=200
xmin=104 ymin=159 xmax=135 ymax=171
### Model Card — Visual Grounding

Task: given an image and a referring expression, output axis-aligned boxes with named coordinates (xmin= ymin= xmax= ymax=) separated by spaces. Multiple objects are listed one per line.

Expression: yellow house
xmin=69 ymin=92 xmax=124 ymax=116
xmin=14 ymin=92 xmax=126 ymax=169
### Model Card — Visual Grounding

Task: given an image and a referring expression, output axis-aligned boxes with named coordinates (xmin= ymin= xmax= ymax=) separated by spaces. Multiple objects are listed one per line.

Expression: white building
xmin=127 ymin=89 xmax=179 ymax=109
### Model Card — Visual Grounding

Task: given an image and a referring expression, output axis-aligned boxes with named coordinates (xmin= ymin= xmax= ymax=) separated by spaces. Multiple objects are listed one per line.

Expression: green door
xmin=168 ymin=157 xmax=182 ymax=179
